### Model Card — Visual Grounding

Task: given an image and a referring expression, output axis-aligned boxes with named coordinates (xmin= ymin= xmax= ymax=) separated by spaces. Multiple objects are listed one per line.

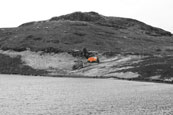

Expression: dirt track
xmin=0 ymin=74 xmax=173 ymax=115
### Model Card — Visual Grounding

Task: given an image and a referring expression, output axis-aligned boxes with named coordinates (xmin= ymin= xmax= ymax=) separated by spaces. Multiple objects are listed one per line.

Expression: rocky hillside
xmin=0 ymin=12 xmax=173 ymax=83
xmin=0 ymin=11 xmax=173 ymax=55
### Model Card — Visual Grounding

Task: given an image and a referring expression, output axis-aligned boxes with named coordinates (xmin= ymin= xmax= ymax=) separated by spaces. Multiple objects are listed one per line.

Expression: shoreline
xmin=1 ymin=73 xmax=173 ymax=85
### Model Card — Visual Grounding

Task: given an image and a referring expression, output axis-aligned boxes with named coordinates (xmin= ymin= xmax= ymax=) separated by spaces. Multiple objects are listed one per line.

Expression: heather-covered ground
xmin=0 ymin=52 xmax=47 ymax=76
xmin=0 ymin=50 xmax=173 ymax=83
xmin=0 ymin=12 xmax=173 ymax=55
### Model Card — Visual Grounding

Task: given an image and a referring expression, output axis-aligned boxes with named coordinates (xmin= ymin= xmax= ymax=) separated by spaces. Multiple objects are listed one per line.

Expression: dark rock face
xmin=50 ymin=11 xmax=103 ymax=22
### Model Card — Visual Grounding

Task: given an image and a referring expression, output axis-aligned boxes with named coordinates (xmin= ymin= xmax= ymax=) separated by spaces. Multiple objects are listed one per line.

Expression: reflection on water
xmin=0 ymin=74 xmax=173 ymax=115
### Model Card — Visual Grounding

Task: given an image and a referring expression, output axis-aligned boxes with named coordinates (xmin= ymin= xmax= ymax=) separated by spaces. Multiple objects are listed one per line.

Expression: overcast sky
xmin=0 ymin=0 xmax=173 ymax=33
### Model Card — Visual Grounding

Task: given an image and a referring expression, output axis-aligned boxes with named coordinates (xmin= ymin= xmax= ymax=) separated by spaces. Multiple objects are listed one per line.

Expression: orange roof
xmin=88 ymin=57 xmax=97 ymax=62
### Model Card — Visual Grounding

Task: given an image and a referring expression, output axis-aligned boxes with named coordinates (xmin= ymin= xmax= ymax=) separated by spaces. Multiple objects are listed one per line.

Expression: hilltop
xmin=0 ymin=11 xmax=173 ymax=54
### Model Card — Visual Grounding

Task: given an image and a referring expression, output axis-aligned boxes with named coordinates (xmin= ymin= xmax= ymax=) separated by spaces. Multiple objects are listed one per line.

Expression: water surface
xmin=0 ymin=74 xmax=173 ymax=115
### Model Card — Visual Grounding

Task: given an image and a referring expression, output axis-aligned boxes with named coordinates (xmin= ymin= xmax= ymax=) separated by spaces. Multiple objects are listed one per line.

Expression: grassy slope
xmin=0 ymin=12 xmax=173 ymax=83
xmin=0 ymin=12 xmax=173 ymax=55
xmin=117 ymin=56 xmax=173 ymax=82
xmin=0 ymin=50 xmax=173 ymax=83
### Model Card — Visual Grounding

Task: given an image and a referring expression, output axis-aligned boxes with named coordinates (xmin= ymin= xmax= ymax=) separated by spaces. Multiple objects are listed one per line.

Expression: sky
xmin=0 ymin=0 xmax=173 ymax=33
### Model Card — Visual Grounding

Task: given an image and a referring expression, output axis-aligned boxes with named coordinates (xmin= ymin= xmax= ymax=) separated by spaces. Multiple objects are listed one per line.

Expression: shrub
xmin=72 ymin=61 xmax=83 ymax=70
xmin=0 ymin=53 xmax=47 ymax=75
